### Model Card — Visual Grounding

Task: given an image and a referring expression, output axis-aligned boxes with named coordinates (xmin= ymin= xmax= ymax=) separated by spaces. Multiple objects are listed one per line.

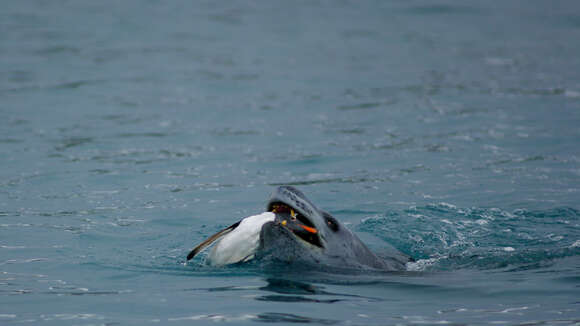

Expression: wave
xmin=358 ymin=204 xmax=580 ymax=272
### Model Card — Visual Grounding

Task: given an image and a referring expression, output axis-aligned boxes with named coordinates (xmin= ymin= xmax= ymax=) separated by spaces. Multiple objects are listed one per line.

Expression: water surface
xmin=1 ymin=0 xmax=579 ymax=325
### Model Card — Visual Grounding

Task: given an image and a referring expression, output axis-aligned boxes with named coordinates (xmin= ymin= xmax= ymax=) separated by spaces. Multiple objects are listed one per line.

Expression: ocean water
xmin=1 ymin=0 xmax=580 ymax=325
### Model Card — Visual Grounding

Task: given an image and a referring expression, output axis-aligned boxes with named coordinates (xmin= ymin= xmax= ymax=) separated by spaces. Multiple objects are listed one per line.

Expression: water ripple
xmin=255 ymin=313 xmax=339 ymax=325
xmin=359 ymin=205 xmax=580 ymax=271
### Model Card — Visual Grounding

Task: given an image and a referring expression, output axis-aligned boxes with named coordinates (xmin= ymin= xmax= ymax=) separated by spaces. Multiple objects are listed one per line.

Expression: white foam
xmin=169 ymin=314 xmax=256 ymax=322
xmin=406 ymin=257 xmax=442 ymax=271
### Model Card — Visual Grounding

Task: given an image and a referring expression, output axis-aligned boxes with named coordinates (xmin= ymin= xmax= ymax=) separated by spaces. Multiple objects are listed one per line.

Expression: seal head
xmin=258 ymin=186 xmax=408 ymax=270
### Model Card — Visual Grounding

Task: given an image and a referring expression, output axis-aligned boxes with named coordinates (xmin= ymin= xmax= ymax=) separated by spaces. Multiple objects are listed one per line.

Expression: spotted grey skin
xmin=257 ymin=186 xmax=409 ymax=271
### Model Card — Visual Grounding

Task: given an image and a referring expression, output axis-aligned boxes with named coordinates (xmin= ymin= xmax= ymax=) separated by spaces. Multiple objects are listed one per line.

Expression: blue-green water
xmin=1 ymin=0 xmax=580 ymax=325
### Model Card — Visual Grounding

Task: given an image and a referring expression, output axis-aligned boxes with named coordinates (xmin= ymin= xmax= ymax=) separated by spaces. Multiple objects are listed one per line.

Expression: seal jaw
xmin=267 ymin=186 xmax=318 ymax=220
xmin=258 ymin=220 xmax=324 ymax=264
xmin=266 ymin=186 xmax=329 ymax=249
xmin=267 ymin=201 xmax=316 ymax=229
xmin=266 ymin=202 xmax=324 ymax=248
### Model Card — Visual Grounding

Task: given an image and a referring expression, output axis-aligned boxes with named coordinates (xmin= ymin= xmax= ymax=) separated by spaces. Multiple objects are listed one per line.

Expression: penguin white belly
xmin=207 ymin=212 xmax=275 ymax=266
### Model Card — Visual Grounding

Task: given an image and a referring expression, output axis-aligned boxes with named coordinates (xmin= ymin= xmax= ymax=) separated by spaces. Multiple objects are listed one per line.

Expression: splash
xmin=359 ymin=204 xmax=580 ymax=271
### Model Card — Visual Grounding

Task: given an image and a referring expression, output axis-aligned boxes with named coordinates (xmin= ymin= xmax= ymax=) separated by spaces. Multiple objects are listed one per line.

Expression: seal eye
xmin=323 ymin=213 xmax=339 ymax=232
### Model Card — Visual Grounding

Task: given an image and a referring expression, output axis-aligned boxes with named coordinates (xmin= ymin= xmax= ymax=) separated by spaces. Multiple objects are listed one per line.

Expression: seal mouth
xmin=267 ymin=202 xmax=323 ymax=248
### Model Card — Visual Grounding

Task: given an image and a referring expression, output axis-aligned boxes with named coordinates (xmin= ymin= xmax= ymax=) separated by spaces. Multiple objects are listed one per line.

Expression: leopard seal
xmin=186 ymin=186 xmax=410 ymax=271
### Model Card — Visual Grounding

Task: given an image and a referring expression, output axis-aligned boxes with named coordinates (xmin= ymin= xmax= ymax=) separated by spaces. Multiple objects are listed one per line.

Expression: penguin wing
xmin=186 ymin=220 xmax=240 ymax=261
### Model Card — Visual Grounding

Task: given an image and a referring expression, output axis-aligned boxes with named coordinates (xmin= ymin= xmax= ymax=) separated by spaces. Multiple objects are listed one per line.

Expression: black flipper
xmin=186 ymin=221 xmax=240 ymax=261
